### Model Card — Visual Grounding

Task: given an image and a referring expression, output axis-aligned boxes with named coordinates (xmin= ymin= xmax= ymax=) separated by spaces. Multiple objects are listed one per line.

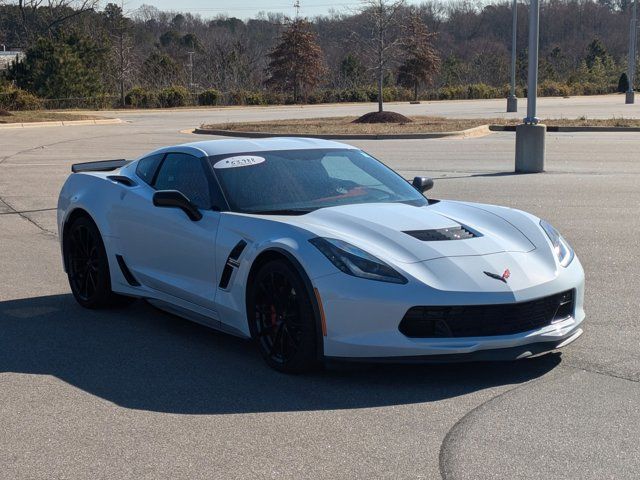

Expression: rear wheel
xmin=64 ymin=215 xmax=134 ymax=309
xmin=248 ymin=259 xmax=319 ymax=373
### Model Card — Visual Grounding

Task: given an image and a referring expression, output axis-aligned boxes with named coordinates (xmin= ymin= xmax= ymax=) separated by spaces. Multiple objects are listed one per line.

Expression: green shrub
xmin=345 ymin=88 xmax=369 ymax=102
xmin=538 ymin=80 xmax=572 ymax=97
xmin=229 ymin=90 xmax=246 ymax=105
xmin=563 ymin=80 xmax=616 ymax=96
xmin=354 ymin=86 xmax=413 ymax=103
xmin=230 ymin=90 xmax=267 ymax=105
xmin=244 ymin=91 xmax=266 ymax=105
xmin=322 ymin=89 xmax=338 ymax=103
xmin=198 ymin=89 xmax=221 ymax=106
xmin=157 ymin=85 xmax=190 ymax=108
xmin=466 ymin=83 xmax=499 ymax=99
xmin=263 ymin=91 xmax=288 ymax=105
xmin=90 ymin=94 xmax=118 ymax=109
xmin=437 ymin=85 xmax=468 ymax=100
xmin=0 ymin=87 xmax=43 ymax=110
xmin=125 ymin=87 xmax=158 ymax=108
xmin=499 ymin=84 xmax=525 ymax=98
xmin=305 ymin=91 xmax=323 ymax=104
xmin=381 ymin=86 xmax=412 ymax=102
xmin=307 ymin=88 xmax=370 ymax=104
xmin=365 ymin=87 xmax=378 ymax=102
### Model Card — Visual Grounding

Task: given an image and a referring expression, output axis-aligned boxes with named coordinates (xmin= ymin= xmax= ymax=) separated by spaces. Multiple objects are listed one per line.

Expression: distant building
xmin=0 ymin=50 xmax=24 ymax=71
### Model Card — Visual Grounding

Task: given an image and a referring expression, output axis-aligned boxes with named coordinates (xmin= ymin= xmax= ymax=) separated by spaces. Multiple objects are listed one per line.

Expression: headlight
xmin=540 ymin=220 xmax=574 ymax=267
xmin=309 ymin=237 xmax=407 ymax=284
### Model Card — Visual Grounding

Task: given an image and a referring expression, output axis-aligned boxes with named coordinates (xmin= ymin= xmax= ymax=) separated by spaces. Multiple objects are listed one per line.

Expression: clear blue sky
xmin=124 ymin=1 xmax=428 ymax=20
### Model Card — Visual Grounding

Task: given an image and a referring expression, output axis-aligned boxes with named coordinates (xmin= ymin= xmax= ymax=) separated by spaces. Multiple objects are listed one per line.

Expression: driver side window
xmin=154 ymin=153 xmax=211 ymax=209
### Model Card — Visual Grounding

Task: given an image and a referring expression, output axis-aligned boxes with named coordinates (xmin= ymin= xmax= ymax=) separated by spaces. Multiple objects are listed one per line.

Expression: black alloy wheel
xmin=65 ymin=215 xmax=133 ymax=309
xmin=249 ymin=259 xmax=318 ymax=373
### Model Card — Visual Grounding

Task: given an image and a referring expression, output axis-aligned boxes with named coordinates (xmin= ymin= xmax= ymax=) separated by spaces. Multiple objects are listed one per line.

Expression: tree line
xmin=0 ymin=0 xmax=636 ymax=110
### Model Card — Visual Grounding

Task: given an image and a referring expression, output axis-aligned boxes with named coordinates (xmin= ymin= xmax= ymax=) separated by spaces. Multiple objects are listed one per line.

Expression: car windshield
xmin=208 ymin=148 xmax=428 ymax=214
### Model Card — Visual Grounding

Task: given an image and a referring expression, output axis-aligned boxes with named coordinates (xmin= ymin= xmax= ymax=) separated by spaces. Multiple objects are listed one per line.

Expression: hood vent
xmin=403 ymin=226 xmax=476 ymax=241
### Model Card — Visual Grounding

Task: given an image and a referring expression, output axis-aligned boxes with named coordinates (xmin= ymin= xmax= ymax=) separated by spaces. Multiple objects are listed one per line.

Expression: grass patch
xmin=202 ymin=116 xmax=640 ymax=135
xmin=0 ymin=110 xmax=108 ymax=124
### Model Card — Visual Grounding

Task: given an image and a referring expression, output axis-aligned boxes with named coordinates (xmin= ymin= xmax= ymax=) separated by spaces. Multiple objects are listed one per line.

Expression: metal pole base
xmin=507 ymin=96 xmax=518 ymax=112
xmin=515 ymin=123 xmax=546 ymax=173
xmin=626 ymin=91 xmax=635 ymax=104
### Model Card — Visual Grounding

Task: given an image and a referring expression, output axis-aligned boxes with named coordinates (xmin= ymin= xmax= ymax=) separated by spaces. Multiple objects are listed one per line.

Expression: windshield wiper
xmin=247 ymin=208 xmax=314 ymax=215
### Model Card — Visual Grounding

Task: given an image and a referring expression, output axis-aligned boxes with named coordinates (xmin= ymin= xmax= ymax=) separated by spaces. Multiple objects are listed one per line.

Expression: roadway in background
xmin=1 ymin=100 xmax=638 ymax=479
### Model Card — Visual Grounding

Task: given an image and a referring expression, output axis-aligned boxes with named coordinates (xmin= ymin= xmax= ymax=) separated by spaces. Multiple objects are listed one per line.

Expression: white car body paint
xmin=57 ymin=137 xmax=585 ymax=361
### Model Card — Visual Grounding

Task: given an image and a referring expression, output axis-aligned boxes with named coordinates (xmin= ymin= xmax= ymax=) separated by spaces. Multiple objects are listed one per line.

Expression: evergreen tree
xmin=9 ymin=33 xmax=107 ymax=99
xmin=141 ymin=52 xmax=181 ymax=88
xmin=397 ymin=13 xmax=440 ymax=101
xmin=589 ymin=57 xmax=607 ymax=84
xmin=265 ymin=18 xmax=325 ymax=103
xmin=586 ymin=38 xmax=609 ymax=68
xmin=340 ymin=54 xmax=366 ymax=88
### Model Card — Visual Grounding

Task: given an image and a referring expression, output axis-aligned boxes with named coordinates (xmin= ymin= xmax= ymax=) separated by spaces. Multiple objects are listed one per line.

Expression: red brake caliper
xmin=270 ymin=304 xmax=278 ymax=335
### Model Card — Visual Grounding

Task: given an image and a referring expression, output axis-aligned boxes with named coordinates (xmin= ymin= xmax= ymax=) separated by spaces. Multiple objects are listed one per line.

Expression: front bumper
xmin=326 ymin=327 xmax=583 ymax=363
xmin=313 ymin=254 xmax=585 ymax=359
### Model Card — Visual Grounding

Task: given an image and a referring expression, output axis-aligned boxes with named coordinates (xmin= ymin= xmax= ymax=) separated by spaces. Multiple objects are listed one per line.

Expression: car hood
xmin=282 ymin=201 xmax=535 ymax=264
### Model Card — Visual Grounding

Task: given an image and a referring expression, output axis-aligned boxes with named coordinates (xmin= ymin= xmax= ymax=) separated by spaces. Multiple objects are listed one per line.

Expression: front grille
xmin=404 ymin=226 xmax=476 ymax=241
xmin=399 ymin=290 xmax=574 ymax=338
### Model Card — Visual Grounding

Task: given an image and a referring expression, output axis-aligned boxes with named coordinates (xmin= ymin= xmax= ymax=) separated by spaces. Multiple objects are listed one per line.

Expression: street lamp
xmin=626 ymin=0 xmax=637 ymax=104
xmin=507 ymin=0 xmax=518 ymax=112
xmin=515 ymin=0 xmax=545 ymax=173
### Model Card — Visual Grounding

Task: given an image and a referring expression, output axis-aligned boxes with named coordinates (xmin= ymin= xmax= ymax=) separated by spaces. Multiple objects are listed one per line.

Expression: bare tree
xmin=356 ymin=0 xmax=405 ymax=112
xmin=16 ymin=0 xmax=99 ymax=40
xmin=104 ymin=3 xmax=137 ymax=106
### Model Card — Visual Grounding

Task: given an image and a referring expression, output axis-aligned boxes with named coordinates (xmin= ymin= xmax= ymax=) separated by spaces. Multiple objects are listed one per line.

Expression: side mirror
xmin=412 ymin=176 xmax=434 ymax=193
xmin=152 ymin=190 xmax=202 ymax=221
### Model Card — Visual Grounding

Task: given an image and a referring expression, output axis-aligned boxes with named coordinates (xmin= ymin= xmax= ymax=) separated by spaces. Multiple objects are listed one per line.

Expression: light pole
xmin=626 ymin=0 xmax=637 ymax=104
xmin=515 ymin=0 xmax=545 ymax=173
xmin=524 ymin=0 xmax=540 ymax=124
xmin=188 ymin=51 xmax=195 ymax=91
xmin=507 ymin=0 xmax=518 ymax=112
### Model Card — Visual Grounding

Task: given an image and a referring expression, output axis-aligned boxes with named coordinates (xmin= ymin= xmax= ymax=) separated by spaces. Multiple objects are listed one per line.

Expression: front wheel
xmin=248 ymin=259 xmax=319 ymax=373
xmin=64 ymin=215 xmax=134 ymax=309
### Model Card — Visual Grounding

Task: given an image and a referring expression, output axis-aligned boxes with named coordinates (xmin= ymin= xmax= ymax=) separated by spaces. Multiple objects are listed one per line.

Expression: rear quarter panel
xmin=57 ymin=172 xmax=125 ymax=271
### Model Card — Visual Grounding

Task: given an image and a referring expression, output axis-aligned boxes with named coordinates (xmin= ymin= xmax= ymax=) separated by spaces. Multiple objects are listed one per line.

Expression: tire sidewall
xmin=248 ymin=259 xmax=319 ymax=373
xmin=64 ymin=216 xmax=113 ymax=309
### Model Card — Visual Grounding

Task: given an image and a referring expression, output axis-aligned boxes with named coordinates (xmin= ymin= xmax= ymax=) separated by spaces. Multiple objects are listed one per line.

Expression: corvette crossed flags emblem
xmin=483 ymin=269 xmax=511 ymax=284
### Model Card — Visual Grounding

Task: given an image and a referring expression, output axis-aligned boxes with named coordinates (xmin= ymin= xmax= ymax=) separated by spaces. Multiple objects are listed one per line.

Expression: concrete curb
xmin=0 ymin=118 xmax=123 ymax=129
xmin=193 ymin=124 xmax=492 ymax=140
xmin=490 ymin=124 xmax=640 ymax=133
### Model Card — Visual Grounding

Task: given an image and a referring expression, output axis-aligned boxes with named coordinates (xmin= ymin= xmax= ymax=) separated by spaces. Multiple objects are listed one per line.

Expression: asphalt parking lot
xmin=1 ymin=97 xmax=639 ymax=479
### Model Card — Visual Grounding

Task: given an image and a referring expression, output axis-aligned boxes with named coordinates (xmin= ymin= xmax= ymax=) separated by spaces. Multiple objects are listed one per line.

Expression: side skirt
xmin=146 ymin=298 xmax=249 ymax=339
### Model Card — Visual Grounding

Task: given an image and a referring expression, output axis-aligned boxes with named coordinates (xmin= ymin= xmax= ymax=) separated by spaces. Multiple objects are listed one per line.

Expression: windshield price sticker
xmin=214 ymin=155 xmax=266 ymax=169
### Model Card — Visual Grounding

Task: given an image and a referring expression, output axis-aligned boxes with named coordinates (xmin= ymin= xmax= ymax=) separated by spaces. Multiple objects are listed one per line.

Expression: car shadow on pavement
xmin=433 ymin=171 xmax=536 ymax=181
xmin=0 ymin=294 xmax=561 ymax=414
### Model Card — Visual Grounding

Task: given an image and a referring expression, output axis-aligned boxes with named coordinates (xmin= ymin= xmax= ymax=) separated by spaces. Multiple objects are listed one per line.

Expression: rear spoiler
xmin=71 ymin=159 xmax=130 ymax=173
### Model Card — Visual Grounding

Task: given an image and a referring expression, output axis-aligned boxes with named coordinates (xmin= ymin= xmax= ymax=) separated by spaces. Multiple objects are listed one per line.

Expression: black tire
xmin=248 ymin=259 xmax=319 ymax=373
xmin=64 ymin=215 xmax=134 ymax=309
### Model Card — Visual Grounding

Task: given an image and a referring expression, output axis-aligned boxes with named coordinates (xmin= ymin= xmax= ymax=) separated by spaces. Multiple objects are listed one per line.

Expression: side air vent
xmin=116 ymin=254 xmax=141 ymax=286
xmin=219 ymin=240 xmax=248 ymax=289
xmin=108 ymin=175 xmax=137 ymax=187
xmin=404 ymin=226 xmax=476 ymax=241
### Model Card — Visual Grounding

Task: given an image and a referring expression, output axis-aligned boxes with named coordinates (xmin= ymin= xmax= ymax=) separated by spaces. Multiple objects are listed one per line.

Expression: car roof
xmin=145 ymin=137 xmax=357 ymax=158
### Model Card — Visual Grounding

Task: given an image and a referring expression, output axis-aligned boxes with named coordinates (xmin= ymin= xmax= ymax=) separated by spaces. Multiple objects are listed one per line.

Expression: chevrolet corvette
xmin=57 ymin=138 xmax=585 ymax=372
